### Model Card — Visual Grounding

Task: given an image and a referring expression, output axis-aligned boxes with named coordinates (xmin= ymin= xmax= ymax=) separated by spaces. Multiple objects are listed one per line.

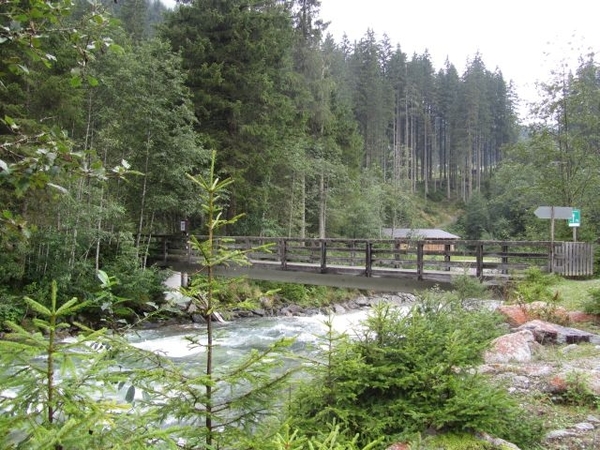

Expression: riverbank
xmin=162 ymin=272 xmax=600 ymax=449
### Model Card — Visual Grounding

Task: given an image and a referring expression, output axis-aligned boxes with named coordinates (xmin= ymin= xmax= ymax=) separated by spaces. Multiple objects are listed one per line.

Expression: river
xmin=126 ymin=272 xmax=391 ymax=373
xmin=127 ymin=309 xmax=371 ymax=370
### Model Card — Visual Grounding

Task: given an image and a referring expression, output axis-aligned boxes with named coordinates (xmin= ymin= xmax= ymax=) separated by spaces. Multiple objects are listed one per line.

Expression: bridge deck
xmin=147 ymin=235 xmax=594 ymax=290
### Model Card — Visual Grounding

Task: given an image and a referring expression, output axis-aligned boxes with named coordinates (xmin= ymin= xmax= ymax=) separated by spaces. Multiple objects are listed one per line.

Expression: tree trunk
xmin=318 ymin=169 xmax=326 ymax=239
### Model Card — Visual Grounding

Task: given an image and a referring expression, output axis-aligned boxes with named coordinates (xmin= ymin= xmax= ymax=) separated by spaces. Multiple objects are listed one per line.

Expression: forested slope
xmin=2 ymin=0 xmax=600 ymax=306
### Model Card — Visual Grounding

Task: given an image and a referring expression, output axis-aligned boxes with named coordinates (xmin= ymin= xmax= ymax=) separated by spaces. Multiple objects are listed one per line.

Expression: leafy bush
xmin=558 ymin=371 xmax=600 ymax=408
xmin=452 ymin=274 xmax=490 ymax=299
xmin=0 ymin=290 xmax=26 ymax=326
xmin=255 ymin=281 xmax=355 ymax=308
xmin=583 ymin=287 xmax=600 ymax=315
xmin=286 ymin=290 xmax=543 ymax=448
xmin=266 ymin=423 xmax=381 ymax=450
xmin=505 ymin=267 xmax=561 ymax=304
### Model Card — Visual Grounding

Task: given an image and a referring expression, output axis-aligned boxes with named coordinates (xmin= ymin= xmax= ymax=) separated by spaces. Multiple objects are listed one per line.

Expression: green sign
xmin=569 ymin=209 xmax=581 ymax=227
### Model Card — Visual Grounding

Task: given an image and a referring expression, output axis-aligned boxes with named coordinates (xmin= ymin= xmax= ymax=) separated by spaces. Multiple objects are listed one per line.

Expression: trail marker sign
xmin=534 ymin=206 xmax=573 ymax=220
xmin=569 ymin=209 xmax=581 ymax=227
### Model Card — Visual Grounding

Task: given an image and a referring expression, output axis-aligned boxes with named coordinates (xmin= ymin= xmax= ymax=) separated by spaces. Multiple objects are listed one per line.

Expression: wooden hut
xmin=381 ymin=228 xmax=460 ymax=252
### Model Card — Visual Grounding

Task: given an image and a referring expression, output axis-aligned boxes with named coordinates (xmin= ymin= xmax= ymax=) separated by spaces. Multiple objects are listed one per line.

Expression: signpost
xmin=568 ymin=209 xmax=581 ymax=242
xmin=534 ymin=206 xmax=573 ymax=220
xmin=534 ymin=206 xmax=571 ymax=244
xmin=534 ymin=206 xmax=580 ymax=242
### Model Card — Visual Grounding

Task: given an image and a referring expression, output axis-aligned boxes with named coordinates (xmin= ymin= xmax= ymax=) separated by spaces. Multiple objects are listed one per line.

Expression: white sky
xmin=160 ymin=0 xmax=600 ymax=121
xmin=319 ymin=0 xmax=600 ymax=120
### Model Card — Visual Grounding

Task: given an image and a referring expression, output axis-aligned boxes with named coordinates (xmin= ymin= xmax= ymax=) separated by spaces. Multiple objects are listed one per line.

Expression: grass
xmin=534 ymin=341 xmax=600 ymax=364
xmin=552 ymin=278 xmax=600 ymax=310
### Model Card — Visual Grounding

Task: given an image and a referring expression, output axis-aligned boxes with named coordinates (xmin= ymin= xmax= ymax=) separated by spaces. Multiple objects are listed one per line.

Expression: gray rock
xmin=517 ymin=319 xmax=600 ymax=345
xmin=333 ymin=304 xmax=346 ymax=314
xmin=484 ymin=330 xmax=540 ymax=363
xmin=574 ymin=422 xmax=595 ymax=431
xmin=545 ymin=429 xmax=576 ymax=440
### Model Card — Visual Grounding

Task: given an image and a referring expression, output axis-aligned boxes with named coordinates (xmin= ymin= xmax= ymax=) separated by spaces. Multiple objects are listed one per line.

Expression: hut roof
xmin=381 ymin=228 xmax=460 ymax=239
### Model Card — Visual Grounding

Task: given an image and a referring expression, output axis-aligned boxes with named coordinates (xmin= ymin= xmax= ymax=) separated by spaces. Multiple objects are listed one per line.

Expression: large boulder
xmin=484 ymin=330 xmax=540 ymax=363
xmin=516 ymin=319 xmax=600 ymax=345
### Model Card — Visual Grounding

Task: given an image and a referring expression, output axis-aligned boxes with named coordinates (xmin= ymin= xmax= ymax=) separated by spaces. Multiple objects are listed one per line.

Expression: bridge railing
xmin=141 ymin=235 xmax=593 ymax=281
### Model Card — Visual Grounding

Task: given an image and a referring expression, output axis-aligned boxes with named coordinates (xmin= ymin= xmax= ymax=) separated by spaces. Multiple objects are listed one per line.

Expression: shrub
xmin=583 ymin=287 xmax=600 ymax=315
xmin=452 ymin=274 xmax=490 ymax=299
xmin=420 ymin=433 xmax=496 ymax=449
xmin=0 ymin=291 xmax=26 ymax=326
xmin=505 ymin=267 xmax=561 ymax=304
xmin=286 ymin=290 xmax=543 ymax=448
xmin=558 ymin=371 xmax=600 ymax=408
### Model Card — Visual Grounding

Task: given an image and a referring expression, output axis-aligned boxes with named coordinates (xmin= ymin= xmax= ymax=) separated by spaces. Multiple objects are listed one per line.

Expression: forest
xmin=2 ymin=0 xmax=600 ymax=448
xmin=2 ymin=0 xmax=600 ymax=321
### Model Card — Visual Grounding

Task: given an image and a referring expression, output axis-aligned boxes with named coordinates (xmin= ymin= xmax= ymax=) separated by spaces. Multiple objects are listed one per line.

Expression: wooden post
xmin=417 ymin=241 xmax=424 ymax=280
xmin=444 ymin=243 xmax=451 ymax=271
xmin=501 ymin=244 xmax=508 ymax=275
xmin=320 ymin=240 xmax=327 ymax=273
xmin=365 ymin=241 xmax=372 ymax=277
xmin=280 ymin=239 xmax=287 ymax=270
xmin=476 ymin=243 xmax=484 ymax=279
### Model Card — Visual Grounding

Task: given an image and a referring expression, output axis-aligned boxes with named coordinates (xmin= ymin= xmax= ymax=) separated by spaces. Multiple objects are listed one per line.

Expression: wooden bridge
xmin=143 ymin=235 xmax=594 ymax=291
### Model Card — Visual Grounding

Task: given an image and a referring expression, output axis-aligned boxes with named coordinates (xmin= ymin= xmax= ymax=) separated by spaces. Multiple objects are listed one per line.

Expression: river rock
xmin=332 ymin=304 xmax=346 ymax=314
xmin=516 ymin=319 xmax=600 ymax=345
xmin=484 ymin=330 xmax=540 ymax=363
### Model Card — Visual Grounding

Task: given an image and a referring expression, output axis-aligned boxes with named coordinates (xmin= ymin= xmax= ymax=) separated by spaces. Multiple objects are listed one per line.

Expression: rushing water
xmin=126 ymin=309 xmax=371 ymax=371
xmin=132 ymin=271 xmax=381 ymax=372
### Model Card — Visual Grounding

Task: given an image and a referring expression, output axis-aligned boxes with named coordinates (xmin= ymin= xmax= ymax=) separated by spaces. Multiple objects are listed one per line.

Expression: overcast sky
xmin=160 ymin=0 xmax=599 ymax=120
xmin=319 ymin=0 xmax=600 ymax=118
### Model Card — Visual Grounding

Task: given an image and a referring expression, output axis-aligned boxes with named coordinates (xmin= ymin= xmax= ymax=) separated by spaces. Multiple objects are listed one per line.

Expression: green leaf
xmin=70 ymin=75 xmax=82 ymax=88
xmin=3 ymin=115 xmax=15 ymax=126
xmin=87 ymin=75 xmax=99 ymax=87
xmin=97 ymin=269 xmax=111 ymax=287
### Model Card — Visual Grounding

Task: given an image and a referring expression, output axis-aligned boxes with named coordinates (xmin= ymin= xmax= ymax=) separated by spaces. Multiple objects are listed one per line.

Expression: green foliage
xmin=452 ymin=274 xmax=490 ymax=299
xmin=179 ymin=150 xmax=295 ymax=448
xmin=0 ymin=281 xmax=180 ymax=449
xmin=286 ymin=290 xmax=542 ymax=448
xmin=420 ymin=433 xmax=496 ymax=449
xmin=458 ymin=192 xmax=490 ymax=240
xmin=583 ymin=287 xmax=600 ymax=315
xmin=0 ymin=290 xmax=26 ymax=325
xmin=255 ymin=281 xmax=354 ymax=308
xmin=277 ymin=283 xmax=311 ymax=305
xmin=557 ymin=371 xmax=600 ymax=408
xmin=268 ymin=423 xmax=382 ymax=450
xmin=505 ymin=267 xmax=561 ymax=304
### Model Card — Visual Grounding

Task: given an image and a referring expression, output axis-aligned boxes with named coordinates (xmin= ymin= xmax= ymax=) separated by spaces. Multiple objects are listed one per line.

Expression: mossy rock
xmin=421 ymin=433 xmax=498 ymax=449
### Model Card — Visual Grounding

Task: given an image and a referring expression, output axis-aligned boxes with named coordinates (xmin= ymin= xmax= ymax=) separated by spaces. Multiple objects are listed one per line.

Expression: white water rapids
xmin=127 ymin=272 xmax=383 ymax=369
